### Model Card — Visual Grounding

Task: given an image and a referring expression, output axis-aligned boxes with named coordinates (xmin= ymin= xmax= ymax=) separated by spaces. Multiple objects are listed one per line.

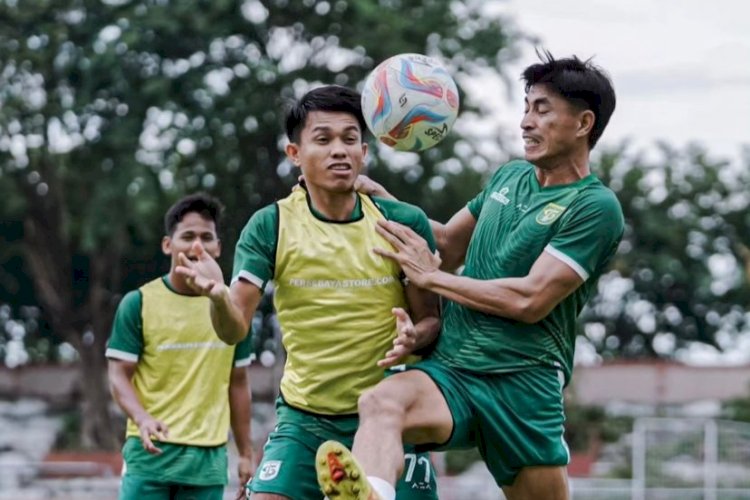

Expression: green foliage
xmin=722 ymin=384 xmax=750 ymax=423
xmin=581 ymin=144 xmax=750 ymax=358
xmin=563 ymin=398 xmax=632 ymax=453
xmin=0 ymin=0 xmax=522 ymax=447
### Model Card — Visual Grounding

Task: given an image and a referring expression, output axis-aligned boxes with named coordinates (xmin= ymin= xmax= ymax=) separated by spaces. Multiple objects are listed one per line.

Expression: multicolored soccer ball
xmin=361 ymin=53 xmax=459 ymax=152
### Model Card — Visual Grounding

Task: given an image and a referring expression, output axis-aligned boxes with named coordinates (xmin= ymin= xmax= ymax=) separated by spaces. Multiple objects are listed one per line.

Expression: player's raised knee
xmin=357 ymin=385 xmax=406 ymax=422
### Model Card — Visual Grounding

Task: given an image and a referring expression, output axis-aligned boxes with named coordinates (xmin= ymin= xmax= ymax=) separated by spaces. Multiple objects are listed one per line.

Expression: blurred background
xmin=1 ymin=0 xmax=749 ymax=498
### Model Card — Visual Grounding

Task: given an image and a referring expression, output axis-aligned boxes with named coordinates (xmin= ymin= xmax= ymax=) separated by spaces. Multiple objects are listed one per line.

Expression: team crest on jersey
xmin=258 ymin=460 xmax=282 ymax=481
xmin=536 ymin=203 xmax=566 ymax=225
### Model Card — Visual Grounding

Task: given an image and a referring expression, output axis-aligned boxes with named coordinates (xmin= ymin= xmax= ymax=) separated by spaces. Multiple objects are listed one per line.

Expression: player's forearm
xmin=210 ymin=286 xmax=250 ymax=345
xmin=229 ymin=373 xmax=253 ymax=459
xmin=424 ymin=271 xmax=545 ymax=323
xmin=430 ymin=220 xmax=469 ymax=272
xmin=412 ymin=315 xmax=440 ymax=351
xmin=108 ymin=369 xmax=150 ymax=426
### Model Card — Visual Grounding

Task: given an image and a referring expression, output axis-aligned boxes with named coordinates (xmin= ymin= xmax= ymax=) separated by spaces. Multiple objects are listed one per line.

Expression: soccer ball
xmin=361 ymin=53 xmax=459 ymax=152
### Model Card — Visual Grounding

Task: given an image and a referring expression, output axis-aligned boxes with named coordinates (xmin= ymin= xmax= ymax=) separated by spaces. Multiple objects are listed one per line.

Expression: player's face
xmin=287 ymin=111 xmax=367 ymax=193
xmin=521 ymin=84 xmax=586 ymax=167
xmin=162 ymin=212 xmax=221 ymax=266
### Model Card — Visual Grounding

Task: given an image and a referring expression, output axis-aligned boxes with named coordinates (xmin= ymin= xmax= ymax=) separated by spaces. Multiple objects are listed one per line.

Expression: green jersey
xmin=433 ymin=160 xmax=624 ymax=383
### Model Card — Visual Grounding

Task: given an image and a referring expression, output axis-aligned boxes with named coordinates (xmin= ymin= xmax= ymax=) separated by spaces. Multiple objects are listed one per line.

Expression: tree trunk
xmin=77 ymin=337 xmax=120 ymax=450
xmin=21 ymin=162 xmax=120 ymax=450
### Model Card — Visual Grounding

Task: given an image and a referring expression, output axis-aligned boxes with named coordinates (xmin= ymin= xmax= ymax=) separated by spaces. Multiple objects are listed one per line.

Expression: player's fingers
xmin=373 ymin=247 xmax=399 ymax=261
xmin=177 ymin=252 xmax=194 ymax=269
xmin=156 ymin=421 xmax=169 ymax=438
xmin=174 ymin=265 xmax=192 ymax=277
xmin=140 ymin=432 xmax=160 ymax=455
xmin=392 ymin=307 xmax=409 ymax=322
xmin=374 ymin=224 xmax=406 ymax=248
xmin=193 ymin=241 xmax=206 ymax=260
xmin=379 ymin=220 xmax=417 ymax=243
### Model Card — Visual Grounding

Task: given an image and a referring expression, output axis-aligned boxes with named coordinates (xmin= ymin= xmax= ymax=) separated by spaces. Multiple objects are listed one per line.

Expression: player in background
xmin=107 ymin=193 xmax=254 ymax=500
xmin=315 ymin=52 xmax=623 ymax=500
xmin=175 ymin=85 xmax=441 ymax=500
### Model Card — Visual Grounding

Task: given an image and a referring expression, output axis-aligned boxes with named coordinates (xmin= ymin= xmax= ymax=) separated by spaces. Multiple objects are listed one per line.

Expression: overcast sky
xmin=485 ymin=0 xmax=750 ymax=164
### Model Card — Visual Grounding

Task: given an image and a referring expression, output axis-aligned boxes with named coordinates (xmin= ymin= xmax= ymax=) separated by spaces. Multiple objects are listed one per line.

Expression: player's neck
xmin=534 ymin=151 xmax=591 ymax=187
xmin=307 ymin=187 xmax=358 ymax=221
xmin=167 ymin=270 xmax=200 ymax=296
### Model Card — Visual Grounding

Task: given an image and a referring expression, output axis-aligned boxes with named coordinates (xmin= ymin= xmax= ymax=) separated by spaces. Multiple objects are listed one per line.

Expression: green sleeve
xmin=106 ymin=290 xmax=143 ymax=361
xmin=467 ymin=160 xmax=524 ymax=218
xmin=233 ymin=331 xmax=254 ymax=367
xmin=547 ymin=189 xmax=624 ymax=280
xmin=371 ymin=196 xmax=436 ymax=252
xmin=231 ymin=204 xmax=278 ymax=289
xmin=466 ymin=189 xmax=487 ymax=219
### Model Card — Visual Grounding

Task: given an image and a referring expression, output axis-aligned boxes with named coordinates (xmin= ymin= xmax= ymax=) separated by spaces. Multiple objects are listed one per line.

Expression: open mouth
xmin=328 ymin=163 xmax=352 ymax=171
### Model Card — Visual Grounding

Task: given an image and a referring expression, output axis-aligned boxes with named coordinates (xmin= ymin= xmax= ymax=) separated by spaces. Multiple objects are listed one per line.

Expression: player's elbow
xmin=511 ymin=297 xmax=550 ymax=324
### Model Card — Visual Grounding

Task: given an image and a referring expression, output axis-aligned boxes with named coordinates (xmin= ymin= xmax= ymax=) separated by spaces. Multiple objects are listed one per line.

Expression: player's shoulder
xmin=241 ymin=202 xmax=278 ymax=232
xmin=579 ymin=177 xmax=623 ymax=212
xmin=370 ymin=195 xmax=429 ymax=226
xmin=116 ymin=288 xmax=143 ymax=314
xmin=488 ymin=159 xmax=534 ymax=183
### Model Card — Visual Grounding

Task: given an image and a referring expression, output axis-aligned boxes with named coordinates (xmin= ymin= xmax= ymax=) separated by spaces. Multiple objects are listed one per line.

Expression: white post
xmin=704 ymin=419 xmax=718 ymax=500
xmin=631 ymin=418 xmax=646 ymax=500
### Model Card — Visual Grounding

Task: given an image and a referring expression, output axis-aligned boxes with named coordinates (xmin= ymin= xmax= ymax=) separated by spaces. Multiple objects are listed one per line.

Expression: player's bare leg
xmin=501 ymin=466 xmax=570 ymax=500
xmin=353 ymin=371 xmax=452 ymax=494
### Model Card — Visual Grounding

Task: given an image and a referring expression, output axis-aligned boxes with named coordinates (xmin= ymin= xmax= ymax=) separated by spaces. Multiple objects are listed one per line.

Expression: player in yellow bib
xmin=175 ymin=86 xmax=441 ymax=500
xmin=107 ymin=194 xmax=254 ymax=500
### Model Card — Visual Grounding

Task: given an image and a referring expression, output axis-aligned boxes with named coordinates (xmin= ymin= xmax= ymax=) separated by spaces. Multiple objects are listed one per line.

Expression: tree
xmin=0 ymin=0 xmax=522 ymax=449
xmin=581 ymin=144 xmax=750 ymax=359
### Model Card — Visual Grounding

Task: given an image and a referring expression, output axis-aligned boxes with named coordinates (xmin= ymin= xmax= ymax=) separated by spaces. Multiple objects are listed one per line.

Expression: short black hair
xmin=163 ymin=192 xmax=224 ymax=236
xmin=285 ymin=85 xmax=367 ymax=143
xmin=522 ymin=50 xmax=616 ymax=149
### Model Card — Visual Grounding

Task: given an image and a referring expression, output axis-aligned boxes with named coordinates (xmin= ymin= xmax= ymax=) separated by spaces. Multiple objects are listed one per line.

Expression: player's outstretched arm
xmin=375 ymin=221 xmax=583 ymax=323
xmin=176 ymin=242 xmax=261 ymax=344
xmin=108 ymin=359 xmax=168 ymax=454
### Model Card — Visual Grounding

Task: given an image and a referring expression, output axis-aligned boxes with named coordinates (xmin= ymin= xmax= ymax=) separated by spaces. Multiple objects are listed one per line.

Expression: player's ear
xmin=161 ymin=235 xmax=172 ymax=256
xmin=361 ymin=140 xmax=368 ymax=159
xmin=285 ymin=142 xmax=301 ymax=167
xmin=215 ymin=239 xmax=222 ymax=258
xmin=577 ymin=109 xmax=595 ymax=139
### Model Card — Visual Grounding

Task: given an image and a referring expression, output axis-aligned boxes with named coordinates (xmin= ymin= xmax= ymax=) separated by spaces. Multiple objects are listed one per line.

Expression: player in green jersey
xmin=107 ymin=193 xmax=254 ymax=500
xmin=314 ymin=52 xmax=623 ymax=500
xmin=175 ymin=86 xmax=441 ymax=500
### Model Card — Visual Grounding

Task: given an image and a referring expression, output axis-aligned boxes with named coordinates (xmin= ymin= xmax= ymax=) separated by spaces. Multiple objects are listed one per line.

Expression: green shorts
xmin=120 ymin=437 xmax=228 ymax=499
xmin=120 ymin=475 xmax=224 ymax=500
xmin=247 ymin=398 xmax=438 ymax=499
xmin=409 ymin=358 xmax=570 ymax=486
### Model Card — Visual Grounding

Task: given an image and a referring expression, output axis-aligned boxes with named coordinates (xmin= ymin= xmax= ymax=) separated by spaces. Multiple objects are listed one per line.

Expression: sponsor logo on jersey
xmin=536 ymin=203 xmax=566 ymax=225
xmin=490 ymin=187 xmax=511 ymax=205
xmin=258 ymin=460 xmax=282 ymax=481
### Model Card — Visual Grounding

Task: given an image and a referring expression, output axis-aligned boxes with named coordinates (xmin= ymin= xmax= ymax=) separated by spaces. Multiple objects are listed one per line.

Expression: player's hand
xmin=235 ymin=454 xmax=255 ymax=500
xmin=354 ymin=175 xmax=395 ymax=200
xmin=374 ymin=220 xmax=442 ymax=288
xmin=136 ymin=415 xmax=169 ymax=455
xmin=378 ymin=308 xmax=418 ymax=368
xmin=175 ymin=241 xmax=226 ymax=299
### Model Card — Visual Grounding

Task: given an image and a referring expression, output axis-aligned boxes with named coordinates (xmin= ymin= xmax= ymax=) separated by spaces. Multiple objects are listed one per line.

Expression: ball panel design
xmin=362 ymin=53 xmax=459 ymax=152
